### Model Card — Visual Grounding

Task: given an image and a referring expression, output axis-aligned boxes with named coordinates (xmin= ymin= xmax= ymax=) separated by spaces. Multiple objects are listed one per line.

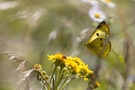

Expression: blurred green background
xmin=0 ymin=0 xmax=135 ymax=90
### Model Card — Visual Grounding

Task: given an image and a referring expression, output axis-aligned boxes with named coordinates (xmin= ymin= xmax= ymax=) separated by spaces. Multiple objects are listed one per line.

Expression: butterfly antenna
xmin=78 ymin=35 xmax=87 ymax=54
xmin=79 ymin=35 xmax=82 ymax=41
xmin=78 ymin=33 xmax=85 ymax=43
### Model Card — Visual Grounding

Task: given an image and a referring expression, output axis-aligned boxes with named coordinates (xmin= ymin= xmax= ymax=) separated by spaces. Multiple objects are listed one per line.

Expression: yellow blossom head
xmin=47 ymin=53 xmax=97 ymax=83
xmin=89 ymin=81 xmax=100 ymax=89
xmin=78 ymin=64 xmax=94 ymax=81
xmin=65 ymin=57 xmax=79 ymax=74
xmin=34 ymin=64 xmax=42 ymax=71
xmin=47 ymin=53 xmax=67 ymax=67
xmin=84 ymin=70 xmax=94 ymax=81
xmin=71 ymin=57 xmax=84 ymax=66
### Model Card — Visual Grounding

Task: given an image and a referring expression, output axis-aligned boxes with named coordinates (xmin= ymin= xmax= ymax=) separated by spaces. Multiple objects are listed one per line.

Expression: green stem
xmin=55 ymin=68 xmax=63 ymax=90
xmin=60 ymin=71 xmax=77 ymax=90
xmin=50 ymin=65 xmax=57 ymax=83
xmin=49 ymin=65 xmax=57 ymax=89
xmin=41 ymin=78 xmax=47 ymax=90
xmin=35 ymin=70 xmax=50 ymax=90
xmin=59 ymin=71 xmax=73 ymax=90
xmin=60 ymin=77 xmax=71 ymax=90
xmin=54 ymin=68 xmax=57 ymax=89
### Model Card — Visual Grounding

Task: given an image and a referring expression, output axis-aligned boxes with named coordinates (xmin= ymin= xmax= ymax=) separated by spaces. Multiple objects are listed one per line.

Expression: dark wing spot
xmin=96 ymin=33 xmax=99 ymax=36
xmin=100 ymin=38 xmax=103 ymax=41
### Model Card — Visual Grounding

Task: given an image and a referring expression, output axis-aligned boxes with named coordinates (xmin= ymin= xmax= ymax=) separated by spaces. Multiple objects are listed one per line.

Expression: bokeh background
xmin=0 ymin=0 xmax=135 ymax=90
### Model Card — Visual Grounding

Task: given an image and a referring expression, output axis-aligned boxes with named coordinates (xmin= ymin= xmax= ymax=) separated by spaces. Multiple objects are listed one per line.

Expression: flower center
xmin=95 ymin=13 xmax=101 ymax=18
xmin=105 ymin=0 xmax=110 ymax=3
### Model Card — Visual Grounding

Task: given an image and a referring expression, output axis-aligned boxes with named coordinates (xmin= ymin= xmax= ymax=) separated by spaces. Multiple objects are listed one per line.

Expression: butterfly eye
xmin=96 ymin=33 xmax=99 ymax=36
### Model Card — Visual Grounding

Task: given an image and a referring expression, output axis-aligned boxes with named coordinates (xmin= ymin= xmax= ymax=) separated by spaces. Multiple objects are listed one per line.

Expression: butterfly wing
xmin=88 ymin=21 xmax=110 ymax=43
xmin=85 ymin=38 xmax=112 ymax=58
xmin=84 ymin=21 xmax=111 ymax=58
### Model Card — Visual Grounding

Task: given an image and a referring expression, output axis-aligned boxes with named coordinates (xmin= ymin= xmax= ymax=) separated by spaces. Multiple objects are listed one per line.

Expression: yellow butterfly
xmin=84 ymin=21 xmax=112 ymax=58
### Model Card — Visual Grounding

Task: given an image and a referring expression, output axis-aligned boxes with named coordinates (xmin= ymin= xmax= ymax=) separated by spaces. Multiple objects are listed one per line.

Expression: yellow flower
xmin=47 ymin=53 xmax=96 ymax=81
xmin=94 ymin=81 xmax=100 ymax=88
xmin=84 ymin=70 xmax=95 ymax=81
xmin=34 ymin=64 xmax=42 ymax=71
xmin=79 ymin=64 xmax=89 ymax=76
xmin=78 ymin=64 xmax=94 ymax=80
xmin=71 ymin=57 xmax=84 ymax=66
xmin=47 ymin=53 xmax=66 ymax=62
xmin=65 ymin=56 xmax=94 ymax=79
xmin=65 ymin=57 xmax=79 ymax=74
xmin=89 ymin=81 xmax=100 ymax=89
xmin=47 ymin=53 xmax=67 ymax=67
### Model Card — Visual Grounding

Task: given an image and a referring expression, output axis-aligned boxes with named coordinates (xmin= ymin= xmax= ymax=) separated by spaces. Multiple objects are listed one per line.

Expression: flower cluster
xmin=34 ymin=53 xmax=100 ymax=90
xmin=82 ymin=0 xmax=115 ymax=22
xmin=48 ymin=53 xmax=94 ymax=81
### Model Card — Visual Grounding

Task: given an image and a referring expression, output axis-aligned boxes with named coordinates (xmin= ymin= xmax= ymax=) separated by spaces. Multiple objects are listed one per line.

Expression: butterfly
xmin=84 ymin=21 xmax=112 ymax=58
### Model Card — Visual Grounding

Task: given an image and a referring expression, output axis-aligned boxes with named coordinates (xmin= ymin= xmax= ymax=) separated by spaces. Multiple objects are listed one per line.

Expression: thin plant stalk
xmin=49 ymin=65 xmax=57 ymax=89
xmin=60 ymin=78 xmax=71 ymax=90
xmin=55 ymin=68 xmax=64 ymax=90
